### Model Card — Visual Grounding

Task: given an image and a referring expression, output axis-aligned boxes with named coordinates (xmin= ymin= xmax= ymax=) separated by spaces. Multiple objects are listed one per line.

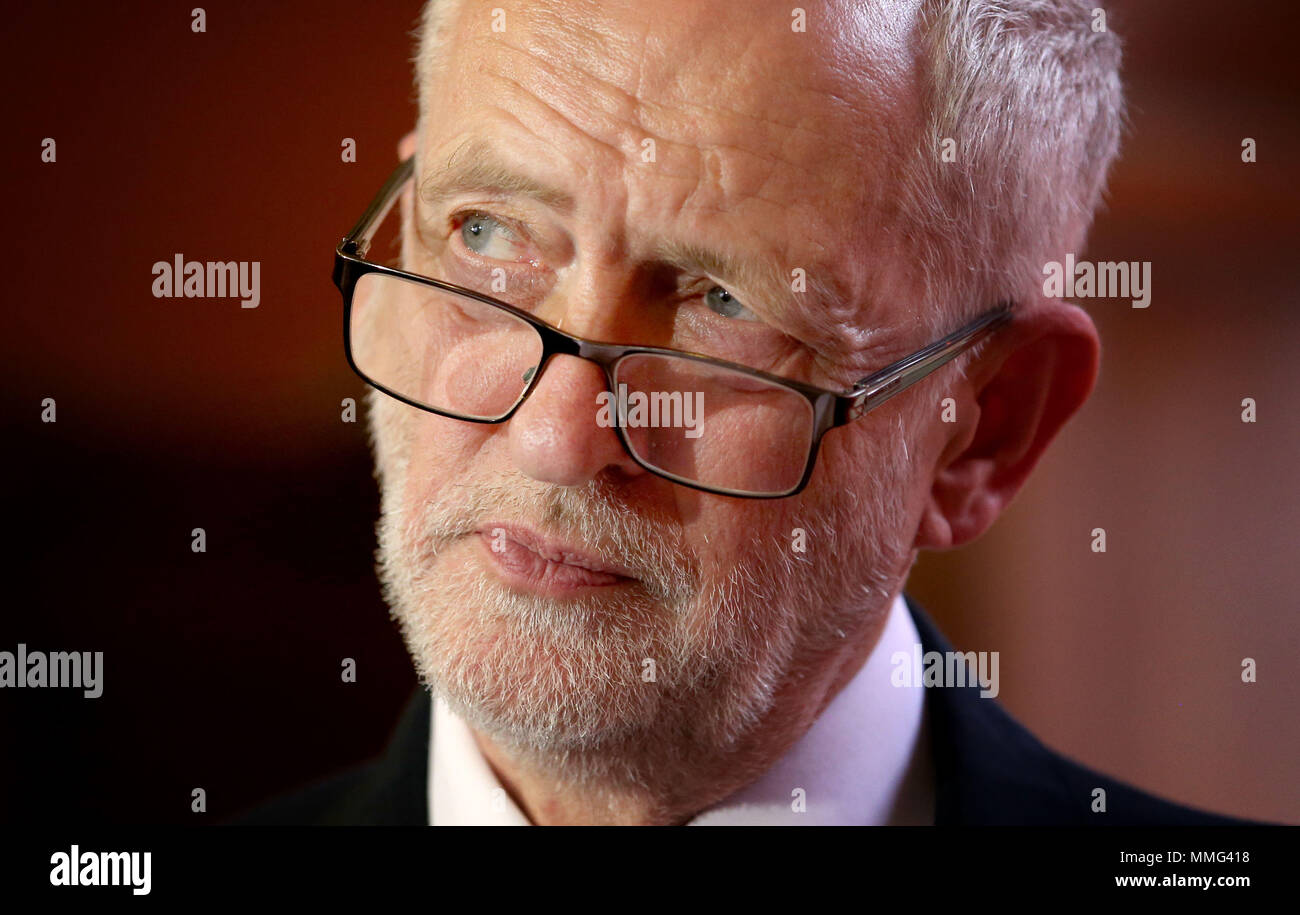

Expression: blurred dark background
xmin=2 ymin=1 xmax=1296 ymax=824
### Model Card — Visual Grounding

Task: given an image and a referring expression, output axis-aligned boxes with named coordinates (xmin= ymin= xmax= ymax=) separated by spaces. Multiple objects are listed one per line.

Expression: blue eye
xmin=705 ymin=286 xmax=756 ymax=320
xmin=461 ymin=214 xmax=509 ymax=255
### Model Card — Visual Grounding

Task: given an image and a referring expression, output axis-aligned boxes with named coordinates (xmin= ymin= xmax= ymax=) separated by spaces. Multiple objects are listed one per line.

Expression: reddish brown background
xmin=3 ymin=1 xmax=1296 ymax=824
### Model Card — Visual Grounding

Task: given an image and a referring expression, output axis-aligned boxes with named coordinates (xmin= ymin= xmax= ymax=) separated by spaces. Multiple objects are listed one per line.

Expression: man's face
xmin=373 ymin=0 xmax=931 ymax=778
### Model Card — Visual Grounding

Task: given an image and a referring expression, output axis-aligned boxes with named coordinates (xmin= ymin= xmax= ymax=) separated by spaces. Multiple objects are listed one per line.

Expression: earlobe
xmin=914 ymin=302 xmax=1100 ymax=551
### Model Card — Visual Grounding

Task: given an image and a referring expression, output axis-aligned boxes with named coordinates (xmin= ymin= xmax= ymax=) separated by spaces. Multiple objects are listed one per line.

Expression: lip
xmin=474 ymin=523 xmax=638 ymax=595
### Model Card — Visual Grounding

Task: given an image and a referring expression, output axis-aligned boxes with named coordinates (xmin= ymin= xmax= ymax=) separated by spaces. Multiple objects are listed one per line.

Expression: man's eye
xmin=459 ymin=213 xmax=520 ymax=260
xmin=704 ymin=286 xmax=760 ymax=321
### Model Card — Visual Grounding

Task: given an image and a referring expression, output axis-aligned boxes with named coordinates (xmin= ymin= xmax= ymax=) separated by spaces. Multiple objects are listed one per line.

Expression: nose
xmin=505 ymin=352 xmax=647 ymax=488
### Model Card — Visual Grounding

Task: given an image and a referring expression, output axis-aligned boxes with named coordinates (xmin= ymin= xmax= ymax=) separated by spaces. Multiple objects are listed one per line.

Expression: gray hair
xmin=903 ymin=0 xmax=1124 ymax=334
xmin=412 ymin=0 xmax=1124 ymax=336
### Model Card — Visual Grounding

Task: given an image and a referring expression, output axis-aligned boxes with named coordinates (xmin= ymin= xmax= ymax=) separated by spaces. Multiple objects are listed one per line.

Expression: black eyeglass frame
xmin=334 ymin=155 xmax=1013 ymax=499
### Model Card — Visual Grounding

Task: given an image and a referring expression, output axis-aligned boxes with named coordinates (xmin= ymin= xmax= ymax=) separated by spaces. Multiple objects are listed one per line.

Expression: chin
xmin=395 ymin=550 xmax=692 ymax=752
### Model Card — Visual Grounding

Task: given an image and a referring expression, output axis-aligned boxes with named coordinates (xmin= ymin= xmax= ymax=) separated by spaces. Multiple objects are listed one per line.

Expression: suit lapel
xmin=364 ymin=686 xmax=431 ymax=825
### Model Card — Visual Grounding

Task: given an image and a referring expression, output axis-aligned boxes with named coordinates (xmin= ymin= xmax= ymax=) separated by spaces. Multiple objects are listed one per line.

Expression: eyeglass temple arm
xmin=340 ymin=156 xmax=415 ymax=258
xmin=844 ymin=304 xmax=1013 ymax=422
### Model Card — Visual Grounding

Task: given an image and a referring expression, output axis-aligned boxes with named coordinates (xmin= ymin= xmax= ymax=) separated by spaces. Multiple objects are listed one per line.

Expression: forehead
xmin=420 ymin=0 xmax=922 ymax=328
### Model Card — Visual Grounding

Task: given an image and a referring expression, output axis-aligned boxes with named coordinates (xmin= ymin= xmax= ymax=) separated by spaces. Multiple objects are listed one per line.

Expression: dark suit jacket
xmin=235 ymin=596 xmax=1253 ymax=825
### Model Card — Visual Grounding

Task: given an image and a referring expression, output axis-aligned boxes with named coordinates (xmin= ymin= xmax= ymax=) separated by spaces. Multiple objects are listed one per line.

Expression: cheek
xmin=679 ymin=499 xmax=801 ymax=580
xmin=401 ymin=412 xmax=499 ymax=497
xmin=807 ymin=409 xmax=925 ymax=529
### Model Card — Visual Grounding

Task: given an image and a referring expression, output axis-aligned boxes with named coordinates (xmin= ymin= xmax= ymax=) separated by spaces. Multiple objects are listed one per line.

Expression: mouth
xmin=474 ymin=523 xmax=638 ymax=596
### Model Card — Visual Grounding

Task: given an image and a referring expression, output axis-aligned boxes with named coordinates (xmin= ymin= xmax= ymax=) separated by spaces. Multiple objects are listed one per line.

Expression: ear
xmin=913 ymin=301 xmax=1100 ymax=550
xmin=397 ymin=130 xmax=417 ymax=160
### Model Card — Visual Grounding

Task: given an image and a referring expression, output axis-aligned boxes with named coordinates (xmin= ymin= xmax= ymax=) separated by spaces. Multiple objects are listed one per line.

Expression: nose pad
xmin=506 ymin=353 xmax=645 ymax=488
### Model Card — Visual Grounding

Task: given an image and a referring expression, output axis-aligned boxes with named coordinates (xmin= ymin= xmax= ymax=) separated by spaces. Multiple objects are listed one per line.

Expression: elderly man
xmin=244 ymin=0 xmax=1246 ymax=825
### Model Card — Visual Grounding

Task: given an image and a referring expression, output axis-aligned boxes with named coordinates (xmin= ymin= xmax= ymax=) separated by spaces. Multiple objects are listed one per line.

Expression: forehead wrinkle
xmin=470 ymin=4 xmax=875 ymax=189
xmin=521 ymin=40 xmax=851 ymax=161
xmin=454 ymin=6 xmax=894 ymax=238
xmin=474 ymin=66 xmax=636 ymax=178
xmin=467 ymin=24 xmax=650 ymax=165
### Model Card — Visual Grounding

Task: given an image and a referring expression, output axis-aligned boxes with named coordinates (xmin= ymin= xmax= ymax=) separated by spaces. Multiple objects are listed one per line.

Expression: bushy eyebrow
xmin=418 ymin=139 xmax=574 ymax=211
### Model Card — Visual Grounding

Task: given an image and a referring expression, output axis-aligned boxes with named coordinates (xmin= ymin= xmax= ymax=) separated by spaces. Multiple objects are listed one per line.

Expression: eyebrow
xmin=654 ymin=239 xmax=770 ymax=295
xmin=418 ymin=139 xmax=575 ymax=211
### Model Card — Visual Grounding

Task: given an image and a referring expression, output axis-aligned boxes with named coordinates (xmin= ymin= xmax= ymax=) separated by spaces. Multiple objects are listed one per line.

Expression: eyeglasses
xmin=334 ymin=156 xmax=1012 ymax=499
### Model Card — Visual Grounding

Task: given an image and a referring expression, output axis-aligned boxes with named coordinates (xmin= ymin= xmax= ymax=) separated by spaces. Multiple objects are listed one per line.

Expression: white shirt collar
xmin=428 ymin=592 xmax=933 ymax=825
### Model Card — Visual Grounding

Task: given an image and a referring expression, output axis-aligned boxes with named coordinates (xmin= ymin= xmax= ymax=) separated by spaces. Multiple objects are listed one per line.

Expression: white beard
xmin=370 ymin=389 xmax=915 ymax=793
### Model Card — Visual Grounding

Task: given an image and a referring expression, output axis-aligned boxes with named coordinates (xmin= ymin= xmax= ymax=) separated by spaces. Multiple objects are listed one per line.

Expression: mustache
xmin=404 ymin=475 xmax=700 ymax=606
